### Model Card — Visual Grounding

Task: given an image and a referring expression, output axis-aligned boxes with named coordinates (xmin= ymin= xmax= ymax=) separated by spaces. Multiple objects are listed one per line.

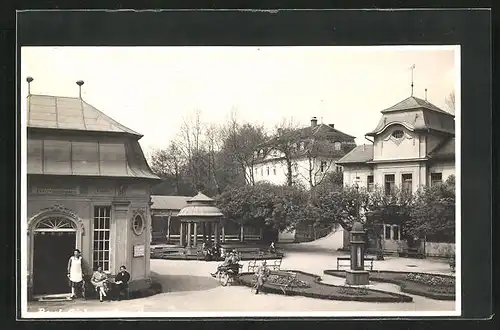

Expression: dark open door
xmin=33 ymin=231 xmax=76 ymax=295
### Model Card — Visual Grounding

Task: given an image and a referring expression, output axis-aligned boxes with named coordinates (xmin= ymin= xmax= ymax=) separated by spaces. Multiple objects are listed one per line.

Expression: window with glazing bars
xmin=402 ymin=173 xmax=412 ymax=194
xmin=93 ymin=206 xmax=111 ymax=272
xmin=384 ymin=174 xmax=395 ymax=195
xmin=367 ymin=175 xmax=374 ymax=192
xmin=431 ymin=173 xmax=442 ymax=186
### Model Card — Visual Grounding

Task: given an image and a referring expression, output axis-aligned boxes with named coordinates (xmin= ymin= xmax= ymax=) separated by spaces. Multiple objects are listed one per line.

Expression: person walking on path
xmin=67 ymin=249 xmax=84 ymax=299
xmin=254 ymin=260 xmax=270 ymax=295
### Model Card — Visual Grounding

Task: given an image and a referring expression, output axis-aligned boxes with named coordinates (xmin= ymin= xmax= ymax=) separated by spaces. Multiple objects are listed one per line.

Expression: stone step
xmin=36 ymin=293 xmax=72 ymax=302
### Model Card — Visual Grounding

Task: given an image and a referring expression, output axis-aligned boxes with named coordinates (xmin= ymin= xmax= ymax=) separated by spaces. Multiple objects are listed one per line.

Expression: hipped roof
xmin=27 ymin=94 xmax=142 ymax=137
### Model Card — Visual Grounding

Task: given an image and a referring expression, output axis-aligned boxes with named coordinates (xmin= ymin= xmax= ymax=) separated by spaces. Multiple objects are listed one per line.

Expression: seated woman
xmin=210 ymin=251 xmax=234 ymax=277
xmin=114 ymin=265 xmax=130 ymax=301
xmin=91 ymin=265 xmax=109 ymax=302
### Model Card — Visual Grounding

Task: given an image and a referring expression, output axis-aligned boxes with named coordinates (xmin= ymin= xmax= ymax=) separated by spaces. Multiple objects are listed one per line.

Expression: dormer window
xmin=392 ymin=130 xmax=404 ymax=139
xmin=333 ymin=141 xmax=342 ymax=151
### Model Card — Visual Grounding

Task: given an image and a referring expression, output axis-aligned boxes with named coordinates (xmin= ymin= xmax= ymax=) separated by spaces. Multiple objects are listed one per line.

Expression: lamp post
xmin=346 ymin=222 xmax=370 ymax=286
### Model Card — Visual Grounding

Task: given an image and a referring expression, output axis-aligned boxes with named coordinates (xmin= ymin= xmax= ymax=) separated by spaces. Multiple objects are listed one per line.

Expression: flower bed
xmin=324 ymin=270 xmax=455 ymax=301
xmin=237 ymin=270 xmax=413 ymax=303
xmin=266 ymin=274 xmax=310 ymax=288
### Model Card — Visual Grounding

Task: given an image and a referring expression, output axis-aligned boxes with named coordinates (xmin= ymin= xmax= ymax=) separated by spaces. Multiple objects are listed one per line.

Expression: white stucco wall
xmin=373 ymin=125 xmax=421 ymax=161
xmin=342 ymin=165 xmax=373 ymax=188
xmin=428 ymin=161 xmax=455 ymax=182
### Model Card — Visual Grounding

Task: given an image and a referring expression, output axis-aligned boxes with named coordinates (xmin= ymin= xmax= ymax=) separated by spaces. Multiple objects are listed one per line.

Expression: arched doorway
xmin=30 ymin=213 xmax=81 ymax=295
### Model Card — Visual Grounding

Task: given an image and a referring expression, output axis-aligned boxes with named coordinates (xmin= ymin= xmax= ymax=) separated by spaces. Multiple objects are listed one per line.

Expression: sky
xmin=21 ymin=46 xmax=458 ymax=159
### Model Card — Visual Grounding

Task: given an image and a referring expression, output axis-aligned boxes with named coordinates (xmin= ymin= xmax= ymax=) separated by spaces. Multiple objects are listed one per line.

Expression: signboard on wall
xmin=133 ymin=244 xmax=145 ymax=257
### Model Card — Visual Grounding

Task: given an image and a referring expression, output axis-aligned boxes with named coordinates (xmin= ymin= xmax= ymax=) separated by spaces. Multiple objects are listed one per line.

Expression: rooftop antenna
xmin=425 ymin=88 xmax=428 ymax=101
xmin=26 ymin=76 xmax=33 ymax=95
xmin=76 ymin=80 xmax=84 ymax=99
xmin=409 ymin=64 xmax=415 ymax=96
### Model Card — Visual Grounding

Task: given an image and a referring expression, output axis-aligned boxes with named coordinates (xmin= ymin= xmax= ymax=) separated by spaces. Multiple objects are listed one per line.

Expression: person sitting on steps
xmin=91 ymin=265 xmax=109 ymax=302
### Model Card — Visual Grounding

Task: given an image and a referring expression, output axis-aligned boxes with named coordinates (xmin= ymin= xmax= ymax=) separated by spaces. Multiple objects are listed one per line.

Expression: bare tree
xmin=445 ymin=91 xmax=455 ymax=114
xmin=178 ymin=109 xmax=205 ymax=191
xmin=204 ymin=122 xmax=225 ymax=194
xmin=221 ymin=112 xmax=268 ymax=186
xmin=150 ymin=141 xmax=185 ymax=195
xmin=271 ymin=117 xmax=302 ymax=186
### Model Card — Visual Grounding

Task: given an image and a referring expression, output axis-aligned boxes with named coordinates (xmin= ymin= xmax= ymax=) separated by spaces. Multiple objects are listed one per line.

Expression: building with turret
xmin=338 ymin=95 xmax=455 ymax=256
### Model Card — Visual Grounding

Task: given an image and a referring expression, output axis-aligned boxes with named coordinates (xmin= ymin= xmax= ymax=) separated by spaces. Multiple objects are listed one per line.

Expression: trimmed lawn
xmin=324 ymin=270 xmax=455 ymax=301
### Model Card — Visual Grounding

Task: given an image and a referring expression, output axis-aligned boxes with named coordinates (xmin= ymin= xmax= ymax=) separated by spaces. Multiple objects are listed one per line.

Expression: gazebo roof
xmin=177 ymin=192 xmax=224 ymax=221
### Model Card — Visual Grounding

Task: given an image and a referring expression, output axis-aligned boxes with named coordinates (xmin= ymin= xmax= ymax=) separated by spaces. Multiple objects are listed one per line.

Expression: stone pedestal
xmin=346 ymin=269 xmax=370 ymax=286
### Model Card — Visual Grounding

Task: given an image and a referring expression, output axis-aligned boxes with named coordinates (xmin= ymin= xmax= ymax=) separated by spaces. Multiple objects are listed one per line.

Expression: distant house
xmin=338 ymin=96 xmax=455 ymax=256
xmin=248 ymin=117 xmax=356 ymax=188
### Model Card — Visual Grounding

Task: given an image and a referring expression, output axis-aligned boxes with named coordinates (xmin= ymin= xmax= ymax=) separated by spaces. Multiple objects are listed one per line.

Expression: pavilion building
xmin=26 ymin=78 xmax=160 ymax=298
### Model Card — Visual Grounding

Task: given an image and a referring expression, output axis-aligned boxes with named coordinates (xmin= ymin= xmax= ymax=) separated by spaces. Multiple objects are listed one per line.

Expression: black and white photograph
xmin=19 ymin=44 xmax=461 ymax=318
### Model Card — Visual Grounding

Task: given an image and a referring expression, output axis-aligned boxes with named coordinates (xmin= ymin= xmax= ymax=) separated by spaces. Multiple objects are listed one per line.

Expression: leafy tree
xmin=406 ymin=175 xmax=455 ymax=242
xmin=215 ymin=183 xmax=309 ymax=239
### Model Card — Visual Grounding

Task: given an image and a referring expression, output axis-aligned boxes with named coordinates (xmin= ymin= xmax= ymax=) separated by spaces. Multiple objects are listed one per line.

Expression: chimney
xmin=425 ymin=88 xmax=428 ymax=101
xmin=76 ymin=80 xmax=84 ymax=99
xmin=26 ymin=76 xmax=34 ymax=95
xmin=328 ymin=123 xmax=335 ymax=129
xmin=311 ymin=116 xmax=318 ymax=127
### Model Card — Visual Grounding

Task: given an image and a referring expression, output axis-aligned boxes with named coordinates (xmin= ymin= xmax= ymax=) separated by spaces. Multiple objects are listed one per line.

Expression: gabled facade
xmin=338 ymin=96 xmax=455 ymax=255
xmin=249 ymin=117 xmax=356 ymax=188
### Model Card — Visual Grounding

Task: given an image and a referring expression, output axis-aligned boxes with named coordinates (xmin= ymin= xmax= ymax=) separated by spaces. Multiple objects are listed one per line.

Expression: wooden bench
xmin=336 ymin=256 xmax=374 ymax=271
xmin=247 ymin=258 xmax=282 ymax=273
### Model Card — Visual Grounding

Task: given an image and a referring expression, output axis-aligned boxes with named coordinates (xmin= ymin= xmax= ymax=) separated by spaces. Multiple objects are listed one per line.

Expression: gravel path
xmin=26 ymin=246 xmax=457 ymax=316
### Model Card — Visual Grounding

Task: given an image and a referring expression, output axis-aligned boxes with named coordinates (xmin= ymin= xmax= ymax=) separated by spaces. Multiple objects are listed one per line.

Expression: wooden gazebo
xmin=177 ymin=192 xmax=224 ymax=248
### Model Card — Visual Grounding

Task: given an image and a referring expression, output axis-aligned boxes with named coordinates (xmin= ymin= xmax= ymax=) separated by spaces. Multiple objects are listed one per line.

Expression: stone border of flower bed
xmin=323 ymin=270 xmax=455 ymax=301
xmin=237 ymin=270 xmax=413 ymax=303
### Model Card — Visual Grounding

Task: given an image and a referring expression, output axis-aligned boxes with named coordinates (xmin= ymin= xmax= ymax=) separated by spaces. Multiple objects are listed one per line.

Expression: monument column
xmin=346 ymin=222 xmax=370 ymax=286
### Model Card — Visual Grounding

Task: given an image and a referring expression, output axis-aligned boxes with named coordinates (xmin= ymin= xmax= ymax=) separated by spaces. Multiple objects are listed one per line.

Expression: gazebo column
xmin=187 ymin=222 xmax=192 ymax=248
xmin=193 ymin=222 xmax=198 ymax=246
xmin=202 ymin=222 xmax=206 ymax=243
xmin=214 ymin=222 xmax=220 ymax=245
xmin=207 ymin=223 xmax=212 ymax=243
xmin=240 ymin=225 xmax=245 ymax=242
xmin=179 ymin=222 xmax=185 ymax=246
xmin=221 ymin=225 xmax=226 ymax=243
xmin=166 ymin=215 xmax=171 ymax=243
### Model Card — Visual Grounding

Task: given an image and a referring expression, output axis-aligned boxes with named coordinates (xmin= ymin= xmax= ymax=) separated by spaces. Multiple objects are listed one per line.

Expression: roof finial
xmin=76 ymin=80 xmax=84 ymax=99
xmin=409 ymin=64 xmax=415 ymax=96
xmin=26 ymin=76 xmax=33 ymax=95
xmin=425 ymin=88 xmax=428 ymax=101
